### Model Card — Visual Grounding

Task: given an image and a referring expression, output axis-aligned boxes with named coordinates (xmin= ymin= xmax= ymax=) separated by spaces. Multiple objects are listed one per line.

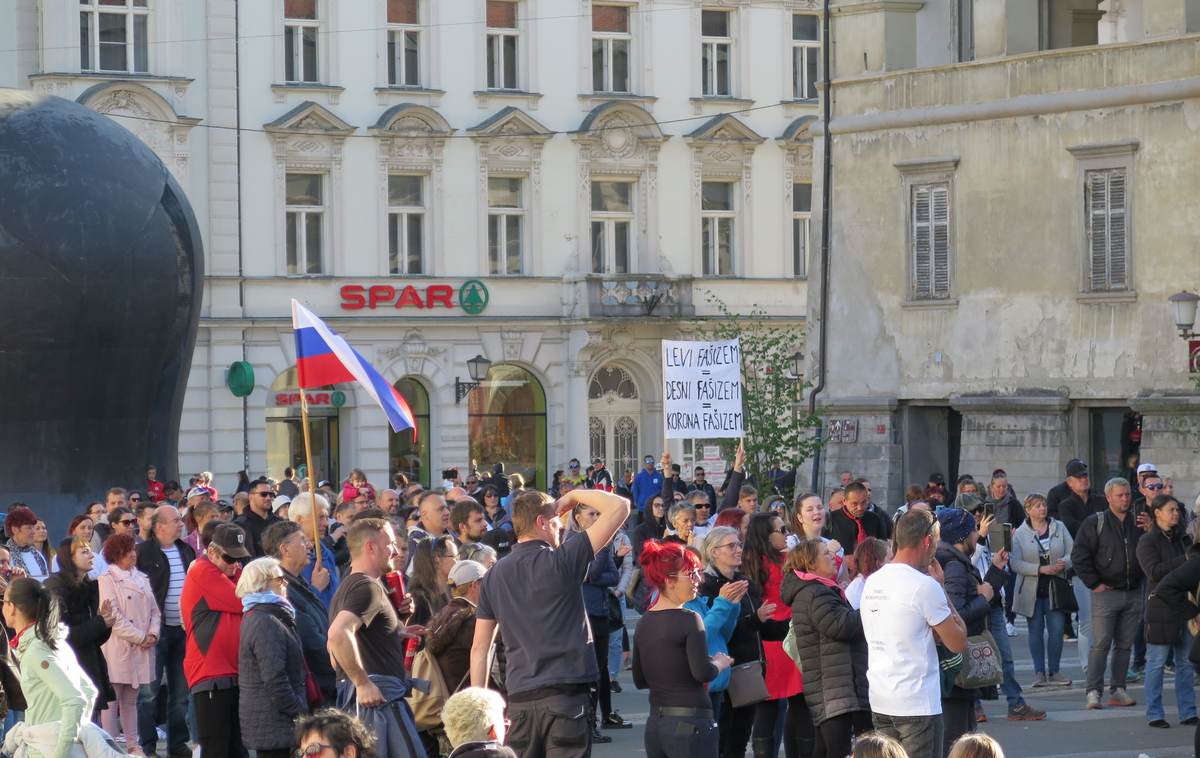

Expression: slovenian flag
xmin=291 ymin=300 xmax=417 ymax=437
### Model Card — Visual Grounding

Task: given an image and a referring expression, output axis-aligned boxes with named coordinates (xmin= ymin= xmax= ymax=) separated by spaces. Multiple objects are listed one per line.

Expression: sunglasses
xmin=256 ymin=491 xmax=277 ymax=498
xmin=1146 ymin=484 xmax=1164 ymax=490
xmin=299 ymin=744 xmax=336 ymax=758
xmin=771 ymin=526 xmax=788 ymax=534
xmin=569 ymin=465 xmax=579 ymax=469
xmin=118 ymin=519 xmax=137 ymax=526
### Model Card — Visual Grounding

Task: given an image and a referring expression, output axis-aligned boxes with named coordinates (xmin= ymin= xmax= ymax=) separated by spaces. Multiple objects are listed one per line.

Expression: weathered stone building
xmin=810 ymin=5 xmax=1200 ymax=505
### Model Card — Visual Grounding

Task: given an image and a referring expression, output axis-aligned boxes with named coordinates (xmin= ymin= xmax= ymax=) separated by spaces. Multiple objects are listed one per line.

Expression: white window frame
xmin=388 ymin=174 xmax=426 ymax=275
xmin=285 ymin=173 xmax=326 ymax=276
xmin=486 ymin=1 xmax=521 ymax=91
xmin=910 ymin=183 xmax=951 ymax=300
xmin=793 ymin=182 xmax=811 ymax=278
xmin=700 ymin=181 xmax=736 ymax=276
xmin=700 ymin=9 xmax=733 ymax=97
xmin=487 ymin=176 xmax=524 ymax=275
xmin=387 ymin=1 xmax=422 ymax=87
xmin=79 ymin=0 xmax=150 ymax=74
xmin=592 ymin=5 xmax=633 ymax=94
xmin=285 ymin=4 xmax=321 ymax=84
xmin=792 ymin=14 xmax=820 ymax=101
xmin=590 ymin=180 xmax=636 ymax=274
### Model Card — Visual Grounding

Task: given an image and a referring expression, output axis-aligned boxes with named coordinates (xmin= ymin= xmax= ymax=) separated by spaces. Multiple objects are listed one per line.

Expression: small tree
xmin=687 ymin=291 xmax=824 ymax=498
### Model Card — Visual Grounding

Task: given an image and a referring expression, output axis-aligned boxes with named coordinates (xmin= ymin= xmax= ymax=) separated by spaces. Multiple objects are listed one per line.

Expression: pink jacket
xmin=98 ymin=565 xmax=162 ymax=687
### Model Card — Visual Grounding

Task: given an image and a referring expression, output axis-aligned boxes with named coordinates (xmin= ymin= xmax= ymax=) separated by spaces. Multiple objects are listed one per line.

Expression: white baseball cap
xmin=447 ymin=559 xmax=488 ymax=587
xmin=1137 ymin=463 xmax=1157 ymax=476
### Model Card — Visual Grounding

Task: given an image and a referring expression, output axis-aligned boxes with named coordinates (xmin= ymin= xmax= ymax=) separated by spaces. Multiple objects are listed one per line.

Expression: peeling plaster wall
xmin=812 ymin=34 xmax=1200 ymax=505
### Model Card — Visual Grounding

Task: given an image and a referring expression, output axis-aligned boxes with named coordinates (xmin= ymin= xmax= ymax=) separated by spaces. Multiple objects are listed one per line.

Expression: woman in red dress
xmin=743 ymin=511 xmax=813 ymax=758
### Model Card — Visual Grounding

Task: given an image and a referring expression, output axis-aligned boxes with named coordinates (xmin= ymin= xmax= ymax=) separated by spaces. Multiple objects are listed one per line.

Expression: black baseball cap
xmin=211 ymin=523 xmax=251 ymax=559
xmin=929 ymin=472 xmax=945 ymax=484
xmin=1066 ymin=459 xmax=1088 ymax=478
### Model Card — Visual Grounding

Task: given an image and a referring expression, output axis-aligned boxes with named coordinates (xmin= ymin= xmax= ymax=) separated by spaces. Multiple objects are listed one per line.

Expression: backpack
xmin=408 ymin=647 xmax=469 ymax=731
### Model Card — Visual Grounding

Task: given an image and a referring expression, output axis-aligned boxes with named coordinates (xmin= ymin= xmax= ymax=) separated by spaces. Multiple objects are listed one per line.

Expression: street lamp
xmin=455 ymin=354 xmax=493 ymax=404
xmin=789 ymin=350 xmax=805 ymax=380
xmin=1169 ymin=291 xmax=1200 ymax=340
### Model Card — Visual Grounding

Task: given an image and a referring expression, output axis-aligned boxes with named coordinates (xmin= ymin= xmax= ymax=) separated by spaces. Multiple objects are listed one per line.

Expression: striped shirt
xmin=162 ymin=545 xmax=186 ymax=627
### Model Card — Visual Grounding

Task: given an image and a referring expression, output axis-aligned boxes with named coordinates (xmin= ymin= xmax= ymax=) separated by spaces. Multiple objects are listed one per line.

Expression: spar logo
xmin=341 ymin=281 xmax=489 ymax=314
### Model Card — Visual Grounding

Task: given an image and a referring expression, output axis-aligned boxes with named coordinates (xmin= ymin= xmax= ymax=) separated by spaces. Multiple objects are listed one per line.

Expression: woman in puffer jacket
xmin=780 ymin=539 xmax=871 ymax=758
xmin=235 ymin=558 xmax=307 ymax=758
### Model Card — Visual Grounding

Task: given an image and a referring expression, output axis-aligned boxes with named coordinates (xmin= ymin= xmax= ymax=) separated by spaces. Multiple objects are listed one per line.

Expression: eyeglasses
xmin=299 ymin=744 xmax=337 ymax=758
xmin=118 ymin=519 xmax=136 ymax=526
xmin=485 ymin=492 xmax=499 ymax=498
xmin=716 ymin=541 xmax=743 ymax=551
xmin=771 ymin=526 xmax=787 ymax=534
xmin=671 ymin=570 xmax=703 ymax=581
xmin=1146 ymin=484 xmax=1164 ymax=491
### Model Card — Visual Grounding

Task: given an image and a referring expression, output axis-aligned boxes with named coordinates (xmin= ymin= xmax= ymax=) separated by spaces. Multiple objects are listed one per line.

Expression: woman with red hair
xmin=633 ymin=540 xmax=732 ymax=758
xmin=714 ymin=508 xmax=749 ymax=541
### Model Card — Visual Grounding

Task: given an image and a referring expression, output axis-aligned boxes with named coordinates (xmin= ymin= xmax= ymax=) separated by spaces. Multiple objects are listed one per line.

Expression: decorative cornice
xmin=1066 ymin=139 xmax=1141 ymax=160
xmin=818 ymin=397 xmax=899 ymax=413
xmin=950 ymin=395 xmax=1070 ymax=414
xmin=893 ymin=156 xmax=960 ymax=175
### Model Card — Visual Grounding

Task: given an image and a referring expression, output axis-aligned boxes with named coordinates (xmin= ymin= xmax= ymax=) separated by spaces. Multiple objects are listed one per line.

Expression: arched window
xmin=588 ymin=364 xmax=640 ymax=478
xmin=468 ymin=365 xmax=546 ymax=490
xmin=390 ymin=378 xmax=431 ymax=487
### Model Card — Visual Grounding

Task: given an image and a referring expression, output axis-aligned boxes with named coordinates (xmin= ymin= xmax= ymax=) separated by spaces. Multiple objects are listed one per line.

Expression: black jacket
xmin=232 ymin=508 xmax=284 ymax=558
xmin=1071 ymin=509 xmax=1145 ymax=591
xmin=1138 ymin=522 xmax=1192 ymax=645
xmin=631 ymin=516 xmax=666 ymax=558
xmin=825 ymin=508 xmax=887 ymax=551
xmin=935 ymin=542 xmax=1006 ymax=701
xmin=719 ymin=470 xmax=745 ymax=512
xmin=282 ymin=568 xmax=335 ymax=703
xmin=1045 ymin=481 xmax=1074 ymax=523
xmin=1155 ymin=543 xmax=1200 ymax=623
xmin=779 ymin=571 xmax=868 ymax=725
xmin=42 ymin=574 xmax=114 ymax=709
xmin=1058 ymin=491 xmax=1108 ymax=538
xmin=238 ymin=602 xmax=308 ymax=750
xmin=868 ymin=504 xmax=893 ymax=540
xmin=135 ymin=538 xmax=197 ymax=617
xmin=448 ymin=742 xmax=518 ymax=758
xmin=698 ymin=568 xmax=788 ymax=665
xmin=687 ymin=481 xmax=718 ymax=505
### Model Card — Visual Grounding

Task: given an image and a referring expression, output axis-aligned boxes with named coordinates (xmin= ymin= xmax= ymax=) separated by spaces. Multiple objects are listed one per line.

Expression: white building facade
xmin=1 ymin=0 xmax=816 ymax=490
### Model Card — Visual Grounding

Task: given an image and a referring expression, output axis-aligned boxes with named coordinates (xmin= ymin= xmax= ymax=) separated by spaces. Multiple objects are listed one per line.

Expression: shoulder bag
xmin=727 ymin=659 xmax=769 ymax=708
xmin=1042 ymin=528 xmax=1078 ymax=613
xmin=954 ymin=630 xmax=1004 ymax=689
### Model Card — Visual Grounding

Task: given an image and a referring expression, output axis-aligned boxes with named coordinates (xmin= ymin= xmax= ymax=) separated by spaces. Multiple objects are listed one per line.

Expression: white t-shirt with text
xmin=860 ymin=562 xmax=952 ymax=717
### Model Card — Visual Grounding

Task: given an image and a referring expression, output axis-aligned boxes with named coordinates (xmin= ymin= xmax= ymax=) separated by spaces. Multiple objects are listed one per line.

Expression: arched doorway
xmin=389 ymin=378 xmax=431 ymax=488
xmin=589 ymin=364 xmax=640 ymax=480
xmin=265 ymin=367 xmax=343 ymax=485
xmin=468 ymin=365 xmax=546 ymax=490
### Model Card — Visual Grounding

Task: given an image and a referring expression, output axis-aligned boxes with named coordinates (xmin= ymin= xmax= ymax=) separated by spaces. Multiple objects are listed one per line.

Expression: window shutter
xmin=912 ymin=186 xmax=932 ymax=298
xmin=1087 ymin=169 xmax=1128 ymax=291
xmin=931 ymin=185 xmax=950 ymax=297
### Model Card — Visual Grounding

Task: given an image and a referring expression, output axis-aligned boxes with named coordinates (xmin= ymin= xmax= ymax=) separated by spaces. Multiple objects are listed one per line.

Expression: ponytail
xmin=7 ymin=577 xmax=59 ymax=649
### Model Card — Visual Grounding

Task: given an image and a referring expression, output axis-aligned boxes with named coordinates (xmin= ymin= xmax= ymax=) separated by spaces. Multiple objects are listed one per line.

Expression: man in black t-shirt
xmin=327 ymin=518 xmax=418 ymax=706
xmin=471 ymin=489 xmax=630 ymax=758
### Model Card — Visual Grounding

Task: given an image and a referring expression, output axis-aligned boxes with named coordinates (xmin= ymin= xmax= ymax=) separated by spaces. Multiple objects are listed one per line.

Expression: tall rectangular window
xmin=80 ymin=0 xmax=149 ymax=73
xmin=388 ymin=175 xmax=424 ymax=275
xmin=488 ymin=177 xmax=523 ymax=275
xmin=701 ymin=10 xmax=731 ymax=97
xmin=286 ymin=173 xmax=324 ymax=275
xmin=387 ymin=0 xmax=420 ymax=86
xmin=793 ymin=183 xmax=812 ymax=278
xmin=701 ymin=181 xmax=735 ymax=276
xmin=590 ymin=181 xmax=634 ymax=274
xmin=792 ymin=14 xmax=819 ymax=100
xmin=911 ymin=183 xmax=950 ymax=299
xmin=1086 ymin=169 xmax=1128 ymax=291
xmin=486 ymin=1 xmax=519 ymax=90
xmin=592 ymin=5 xmax=630 ymax=93
xmin=285 ymin=0 xmax=319 ymax=84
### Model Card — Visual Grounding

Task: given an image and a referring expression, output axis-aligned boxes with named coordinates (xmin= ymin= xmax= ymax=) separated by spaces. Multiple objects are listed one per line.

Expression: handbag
xmin=1049 ymin=576 xmax=1078 ymax=613
xmin=625 ymin=568 xmax=641 ymax=602
xmin=954 ymin=630 xmax=1004 ymax=689
xmin=782 ymin=627 xmax=804 ymax=675
xmin=726 ymin=660 xmax=769 ymax=708
xmin=303 ymin=660 xmax=322 ymax=708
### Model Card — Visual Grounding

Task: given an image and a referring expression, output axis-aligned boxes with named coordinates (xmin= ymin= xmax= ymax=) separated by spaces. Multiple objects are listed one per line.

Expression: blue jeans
xmin=645 ymin=714 xmax=718 ymax=758
xmin=608 ymin=595 xmax=627 ymax=679
xmin=1028 ymin=597 xmax=1067 ymax=674
xmin=138 ymin=624 xmax=189 ymax=755
xmin=1073 ymin=576 xmax=1093 ymax=675
xmin=987 ymin=605 xmax=1026 ymax=708
xmin=1146 ymin=629 xmax=1197 ymax=723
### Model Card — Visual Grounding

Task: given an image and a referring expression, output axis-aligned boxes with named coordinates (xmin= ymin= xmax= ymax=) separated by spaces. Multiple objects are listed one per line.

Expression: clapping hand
xmin=757 ymin=602 xmax=777 ymax=622
xmin=712 ymin=652 xmax=734 ymax=672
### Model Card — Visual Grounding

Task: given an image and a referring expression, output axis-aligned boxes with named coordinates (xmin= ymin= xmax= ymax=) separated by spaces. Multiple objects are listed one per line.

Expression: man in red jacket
xmin=182 ymin=523 xmax=251 ymax=758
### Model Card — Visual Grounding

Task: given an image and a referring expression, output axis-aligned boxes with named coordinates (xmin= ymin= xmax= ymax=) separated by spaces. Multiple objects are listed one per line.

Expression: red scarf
xmin=10 ymin=623 xmax=34 ymax=650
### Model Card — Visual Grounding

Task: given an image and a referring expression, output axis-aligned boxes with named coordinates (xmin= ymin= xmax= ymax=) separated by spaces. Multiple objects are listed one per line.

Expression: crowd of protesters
xmin=0 ymin=454 xmax=1194 ymax=758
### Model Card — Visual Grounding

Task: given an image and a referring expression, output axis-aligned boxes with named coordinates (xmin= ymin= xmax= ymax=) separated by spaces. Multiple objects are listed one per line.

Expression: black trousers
xmin=507 ymin=690 xmax=591 ymax=758
xmin=752 ymin=694 xmax=813 ymax=758
xmin=717 ymin=693 xmax=755 ymax=758
xmin=813 ymin=711 xmax=874 ymax=758
xmin=589 ymin=614 xmax=612 ymax=721
xmin=941 ymin=698 xmax=976 ymax=758
xmin=193 ymin=686 xmax=249 ymax=758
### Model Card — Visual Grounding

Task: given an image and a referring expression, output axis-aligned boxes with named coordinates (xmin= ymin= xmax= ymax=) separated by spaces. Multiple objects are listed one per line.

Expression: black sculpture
xmin=0 ymin=90 xmax=203 ymax=528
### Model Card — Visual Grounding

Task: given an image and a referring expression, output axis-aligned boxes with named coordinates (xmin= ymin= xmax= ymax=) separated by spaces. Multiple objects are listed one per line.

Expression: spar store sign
xmin=341 ymin=280 xmax=489 ymax=314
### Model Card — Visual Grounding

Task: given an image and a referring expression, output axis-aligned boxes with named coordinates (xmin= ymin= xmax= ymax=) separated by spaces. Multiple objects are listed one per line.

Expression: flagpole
xmin=300 ymin=391 xmax=322 ymax=572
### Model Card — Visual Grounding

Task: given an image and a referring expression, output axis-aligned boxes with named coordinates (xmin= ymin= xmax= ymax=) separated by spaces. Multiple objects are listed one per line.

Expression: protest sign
xmin=661 ymin=339 xmax=744 ymax=439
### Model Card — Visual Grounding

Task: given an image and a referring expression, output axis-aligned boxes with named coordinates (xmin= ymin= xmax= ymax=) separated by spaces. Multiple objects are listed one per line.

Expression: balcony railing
xmin=582 ymin=274 xmax=694 ymax=318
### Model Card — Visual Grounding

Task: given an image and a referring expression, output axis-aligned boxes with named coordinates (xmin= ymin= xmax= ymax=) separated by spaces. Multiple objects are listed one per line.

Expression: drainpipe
xmin=809 ymin=0 xmax=834 ymax=492
xmin=235 ymin=0 xmax=249 ymax=472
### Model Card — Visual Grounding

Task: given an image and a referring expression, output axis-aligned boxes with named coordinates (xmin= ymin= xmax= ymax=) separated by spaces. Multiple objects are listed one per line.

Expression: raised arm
xmin=556 ymin=489 xmax=631 ymax=556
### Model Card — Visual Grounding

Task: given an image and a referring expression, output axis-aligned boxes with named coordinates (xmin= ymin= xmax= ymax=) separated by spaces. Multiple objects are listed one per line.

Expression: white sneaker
xmin=1006 ymin=622 xmax=1018 ymax=637
xmin=115 ymin=736 xmax=126 ymax=744
xmin=156 ymin=728 xmax=167 ymax=741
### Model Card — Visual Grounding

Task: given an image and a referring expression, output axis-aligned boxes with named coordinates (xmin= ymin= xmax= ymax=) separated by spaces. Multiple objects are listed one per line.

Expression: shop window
xmin=265 ymin=367 xmax=340 ymax=485
xmin=468 ymin=364 xmax=546 ymax=490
